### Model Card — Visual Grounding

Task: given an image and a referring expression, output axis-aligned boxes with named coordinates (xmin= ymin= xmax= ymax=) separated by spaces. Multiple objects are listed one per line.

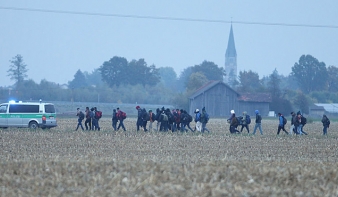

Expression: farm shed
xmin=189 ymin=81 xmax=271 ymax=118
xmin=310 ymin=103 xmax=338 ymax=116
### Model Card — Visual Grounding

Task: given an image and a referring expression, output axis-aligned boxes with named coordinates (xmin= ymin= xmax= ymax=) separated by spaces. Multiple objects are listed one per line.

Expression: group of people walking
xmin=227 ymin=109 xmax=262 ymax=135
xmin=135 ymin=106 xmax=205 ymax=132
xmin=75 ymin=106 xmax=331 ymax=135
xmin=75 ymin=107 xmax=102 ymax=131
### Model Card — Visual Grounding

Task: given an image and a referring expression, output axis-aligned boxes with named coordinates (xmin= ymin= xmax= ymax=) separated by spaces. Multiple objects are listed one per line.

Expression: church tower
xmin=224 ymin=24 xmax=237 ymax=87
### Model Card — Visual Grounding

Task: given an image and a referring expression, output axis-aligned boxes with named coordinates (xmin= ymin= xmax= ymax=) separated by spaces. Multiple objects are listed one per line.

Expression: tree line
xmin=2 ymin=54 xmax=338 ymax=115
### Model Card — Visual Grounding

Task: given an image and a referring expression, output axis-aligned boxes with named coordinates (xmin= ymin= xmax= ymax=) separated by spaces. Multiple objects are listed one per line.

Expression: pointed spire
xmin=225 ymin=24 xmax=237 ymax=57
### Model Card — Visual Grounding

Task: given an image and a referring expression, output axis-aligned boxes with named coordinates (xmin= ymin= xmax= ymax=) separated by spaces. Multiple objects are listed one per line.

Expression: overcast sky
xmin=1 ymin=1 xmax=337 ymax=87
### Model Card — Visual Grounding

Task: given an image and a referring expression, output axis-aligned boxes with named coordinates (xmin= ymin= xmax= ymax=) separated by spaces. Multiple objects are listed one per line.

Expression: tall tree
xmin=237 ymin=70 xmax=262 ymax=92
xmin=177 ymin=67 xmax=193 ymax=91
xmin=100 ymin=56 xmax=128 ymax=87
xmin=158 ymin=67 xmax=177 ymax=89
xmin=68 ymin=69 xmax=88 ymax=89
xmin=186 ymin=72 xmax=208 ymax=91
xmin=327 ymin=65 xmax=338 ymax=92
xmin=7 ymin=54 xmax=28 ymax=85
xmin=127 ymin=59 xmax=160 ymax=87
xmin=291 ymin=55 xmax=328 ymax=93
xmin=293 ymin=91 xmax=310 ymax=114
xmin=192 ymin=60 xmax=225 ymax=81
xmin=84 ymin=68 xmax=104 ymax=87
xmin=268 ymin=69 xmax=282 ymax=98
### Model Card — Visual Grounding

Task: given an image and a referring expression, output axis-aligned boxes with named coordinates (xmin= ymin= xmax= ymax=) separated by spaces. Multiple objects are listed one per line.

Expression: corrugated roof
xmin=314 ymin=103 xmax=338 ymax=113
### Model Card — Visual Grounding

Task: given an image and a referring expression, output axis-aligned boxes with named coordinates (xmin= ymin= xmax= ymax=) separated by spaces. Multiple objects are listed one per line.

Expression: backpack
xmin=174 ymin=112 xmax=180 ymax=123
xmin=79 ymin=111 xmax=85 ymax=120
xmin=167 ymin=113 xmax=174 ymax=122
xmin=121 ymin=111 xmax=127 ymax=119
xmin=204 ymin=112 xmax=210 ymax=123
xmin=246 ymin=115 xmax=251 ymax=124
xmin=282 ymin=116 xmax=287 ymax=125
xmin=95 ymin=111 xmax=102 ymax=119
xmin=162 ymin=113 xmax=168 ymax=121
xmin=143 ymin=112 xmax=150 ymax=121
xmin=236 ymin=117 xmax=242 ymax=126
xmin=301 ymin=116 xmax=307 ymax=125
xmin=187 ymin=114 xmax=193 ymax=122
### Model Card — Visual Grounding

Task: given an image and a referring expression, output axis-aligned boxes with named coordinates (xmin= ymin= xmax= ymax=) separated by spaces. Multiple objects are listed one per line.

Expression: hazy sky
xmin=1 ymin=1 xmax=337 ymax=87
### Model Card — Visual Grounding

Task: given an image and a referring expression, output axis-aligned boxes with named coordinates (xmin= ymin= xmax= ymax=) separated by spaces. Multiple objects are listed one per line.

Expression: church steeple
xmin=224 ymin=24 xmax=237 ymax=87
xmin=225 ymin=25 xmax=237 ymax=57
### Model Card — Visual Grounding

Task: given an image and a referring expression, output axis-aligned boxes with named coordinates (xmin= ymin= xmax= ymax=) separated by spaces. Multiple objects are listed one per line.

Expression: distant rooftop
xmin=314 ymin=103 xmax=338 ymax=113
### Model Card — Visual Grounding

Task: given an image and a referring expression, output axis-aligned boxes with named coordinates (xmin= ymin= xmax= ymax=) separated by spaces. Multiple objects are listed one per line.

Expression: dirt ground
xmin=0 ymin=118 xmax=337 ymax=196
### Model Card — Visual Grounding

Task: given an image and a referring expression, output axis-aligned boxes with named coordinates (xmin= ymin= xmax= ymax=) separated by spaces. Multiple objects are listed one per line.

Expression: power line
xmin=1 ymin=6 xmax=338 ymax=29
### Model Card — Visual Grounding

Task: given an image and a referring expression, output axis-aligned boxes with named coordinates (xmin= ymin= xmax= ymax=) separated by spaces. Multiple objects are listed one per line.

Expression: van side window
xmin=44 ymin=104 xmax=56 ymax=113
xmin=9 ymin=105 xmax=39 ymax=113
xmin=0 ymin=105 xmax=8 ymax=113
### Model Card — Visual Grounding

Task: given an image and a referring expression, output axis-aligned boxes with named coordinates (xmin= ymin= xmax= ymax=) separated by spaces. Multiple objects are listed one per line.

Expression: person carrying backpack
xmin=321 ymin=114 xmax=330 ymax=135
xmin=240 ymin=111 xmax=250 ymax=133
xmin=159 ymin=110 xmax=169 ymax=131
xmin=84 ymin=106 xmax=92 ymax=130
xmin=194 ymin=109 xmax=202 ymax=132
xmin=92 ymin=107 xmax=101 ymax=131
xmin=228 ymin=110 xmax=240 ymax=134
xmin=75 ymin=108 xmax=84 ymax=131
xmin=112 ymin=109 xmax=118 ymax=131
xmin=200 ymin=107 xmax=210 ymax=133
xmin=277 ymin=113 xmax=289 ymax=135
xmin=252 ymin=110 xmax=263 ymax=135
xmin=116 ymin=107 xmax=126 ymax=131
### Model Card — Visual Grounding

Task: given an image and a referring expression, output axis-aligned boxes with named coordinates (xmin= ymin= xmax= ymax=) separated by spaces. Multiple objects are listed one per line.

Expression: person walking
xmin=252 ymin=110 xmax=263 ymax=135
xmin=277 ymin=113 xmax=289 ymax=135
xmin=185 ymin=111 xmax=195 ymax=132
xmin=141 ymin=108 xmax=149 ymax=131
xmin=321 ymin=114 xmax=330 ymax=135
xmin=228 ymin=110 xmax=239 ymax=134
xmin=240 ymin=111 xmax=250 ymax=133
xmin=290 ymin=112 xmax=296 ymax=135
xmin=84 ymin=107 xmax=92 ymax=130
xmin=194 ymin=109 xmax=202 ymax=132
xmin=112 ymin=109 xmax=118 ymax=131
xmin=148 ymin=109 xmax=155 ymax=132
xmin=116 ymin=107 xmax=126 ymax=131
xmin=92 ymin=107 xmax=101 ymax=131
xmin=200 ymin=107 xmax=210 ymax=133
xmin=75 ymin=108 xmax=84 ymax=131
xmin=136 ymin=106 xmax=142 ymax=131
xmin=159 ymin=110 xmax=169 ymax=131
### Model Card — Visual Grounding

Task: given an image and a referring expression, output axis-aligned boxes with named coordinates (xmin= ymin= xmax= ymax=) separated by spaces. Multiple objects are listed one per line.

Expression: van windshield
xmin=45 ymin=104 xmax=56 ymax=113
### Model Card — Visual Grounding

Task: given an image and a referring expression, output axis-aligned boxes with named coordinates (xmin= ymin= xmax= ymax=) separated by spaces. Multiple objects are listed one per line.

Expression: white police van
xmin=0 ymin=100 xmax=57 ymax=129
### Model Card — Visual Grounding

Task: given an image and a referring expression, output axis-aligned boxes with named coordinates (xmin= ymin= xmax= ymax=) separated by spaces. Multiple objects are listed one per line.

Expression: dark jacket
xmin=255 ymin=114 xmax=262 ymax=123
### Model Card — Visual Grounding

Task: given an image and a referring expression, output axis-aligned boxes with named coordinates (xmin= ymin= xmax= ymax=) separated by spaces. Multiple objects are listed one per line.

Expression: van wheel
xmin=29 ymin=122 xmax=39 ymax=129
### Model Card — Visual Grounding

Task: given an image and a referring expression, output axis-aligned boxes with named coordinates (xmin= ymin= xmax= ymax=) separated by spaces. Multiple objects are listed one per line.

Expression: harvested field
xmin=0 ymin=118 xmax=338 ymax=196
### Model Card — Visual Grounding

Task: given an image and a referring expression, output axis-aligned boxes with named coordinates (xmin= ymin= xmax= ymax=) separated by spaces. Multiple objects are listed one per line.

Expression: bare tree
xmin=7 ymin=54 xmax=28 ymax=85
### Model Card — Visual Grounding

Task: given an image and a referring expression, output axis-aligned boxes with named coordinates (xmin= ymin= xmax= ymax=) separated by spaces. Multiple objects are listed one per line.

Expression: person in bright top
xmin=194 ymin=109 xmax=202 ymax=132
xmin=277 ymin=112 xmax=289 ymax=135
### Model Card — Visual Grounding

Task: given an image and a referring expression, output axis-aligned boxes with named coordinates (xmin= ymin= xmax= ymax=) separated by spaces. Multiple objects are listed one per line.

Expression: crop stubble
xmin=0 ymin=118 xmax=337 ymax=196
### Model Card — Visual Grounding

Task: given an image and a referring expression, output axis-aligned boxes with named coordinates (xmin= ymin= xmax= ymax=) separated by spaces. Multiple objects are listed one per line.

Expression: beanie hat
xmin=136 ymin=106 xmax=140 ymax=110
xmin=230 ymin=110 xmax=235 ymax=114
